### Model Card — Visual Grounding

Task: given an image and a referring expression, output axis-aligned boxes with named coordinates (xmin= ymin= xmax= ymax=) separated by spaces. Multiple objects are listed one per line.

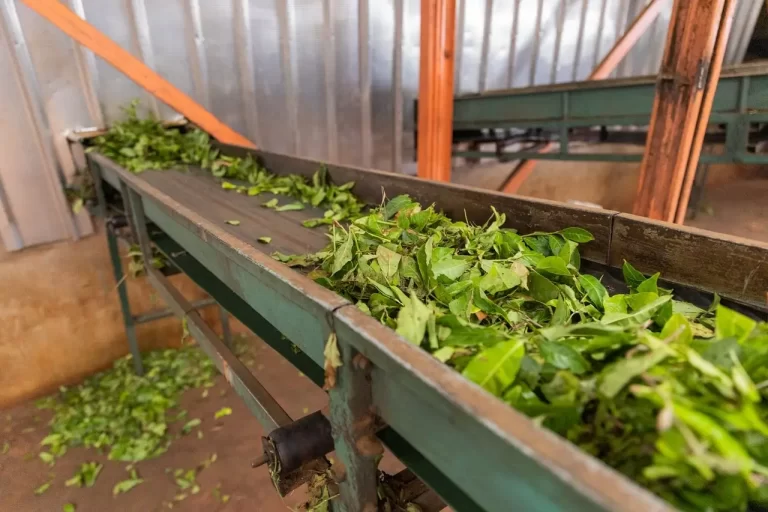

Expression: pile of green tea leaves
xmin=36 ymin=346 xmax=216 ymax=463
xmin=89 ymin=102 xmax=365 ymax=228
xmin=290 ymin=194 xmax=768 ymax=511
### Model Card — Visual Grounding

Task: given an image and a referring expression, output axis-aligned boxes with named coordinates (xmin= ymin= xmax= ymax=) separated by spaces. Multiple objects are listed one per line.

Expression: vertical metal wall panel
xmin=249 ymin=0 xmax=288 ymax=154
xmin=14 ymin=2 xmax=94 ymax=180
xmin=293 ymin=0 xmax=329 ymax=160
xmin=198 ymin=0 xmax=247 ymax=138
xmin=181 ymin=0 xmax=210 ymax=110
xmin=401 ymin=0 xmax=420 ymax=164
xmin=482 ymin=0 xmax=516 ymax=92
xmin=0 ymin=6 xmax=70 ymax=247
xmin=233 ymin=0 xmax=260 ymax=145
xmin=142 ymin=0 xmax=195 ymax=120
xmin=0 ymin=0 xmax=764 ymax=250
xmin=333 ymin=0 xmax=363 ymax=166
xmin=80 ymin=0 xmax=148 ymax=123
xmin=370 ymin=0 xmax=395 ymax=170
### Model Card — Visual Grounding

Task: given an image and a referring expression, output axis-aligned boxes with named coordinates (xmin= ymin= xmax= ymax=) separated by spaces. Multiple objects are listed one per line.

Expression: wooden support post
xmin=500 ymin=0 xmax=664 ymax=194
xmin=417 ymin=0 xmax=456 ymax=182
xmin=633 ymin=0 xmax=733 ymax=221
xmin=674 ymin=0 xmax=737 ymax=224
xmin=22 ymin=0 xmax=255 ymax=148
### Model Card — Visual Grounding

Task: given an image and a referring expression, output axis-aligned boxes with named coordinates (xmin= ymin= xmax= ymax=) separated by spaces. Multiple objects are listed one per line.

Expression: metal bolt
xmin=250 ymin=452 xmax=269 ymax=468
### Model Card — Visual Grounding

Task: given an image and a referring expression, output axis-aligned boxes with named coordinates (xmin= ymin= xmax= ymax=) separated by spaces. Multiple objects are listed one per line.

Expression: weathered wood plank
xmin=610 ymin=213 xmax=768 ymax=309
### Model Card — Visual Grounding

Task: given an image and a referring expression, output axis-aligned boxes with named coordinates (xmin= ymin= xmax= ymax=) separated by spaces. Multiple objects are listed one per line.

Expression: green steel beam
xmin=452 ymin=66 xmax=768 ymax=130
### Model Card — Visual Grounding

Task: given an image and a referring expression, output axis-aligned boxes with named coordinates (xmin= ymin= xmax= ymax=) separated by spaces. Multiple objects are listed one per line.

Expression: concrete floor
xmin=0 ymin=333 xmax=406 ymax=512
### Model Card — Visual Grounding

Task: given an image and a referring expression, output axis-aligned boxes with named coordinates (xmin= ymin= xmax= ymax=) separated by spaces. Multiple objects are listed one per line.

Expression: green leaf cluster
xmin=295 ymin=194 xmax=768 ymax=511
xmin=36 ymin=346 xmax=216 ymax=463
xmin=89 ymin=103 xmax=366 ymax=227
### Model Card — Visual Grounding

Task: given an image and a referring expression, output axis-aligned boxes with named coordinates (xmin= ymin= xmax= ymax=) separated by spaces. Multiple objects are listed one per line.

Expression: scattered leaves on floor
xmin=65 ymin=462 xmax=102 ymax=488
xmin=258 ymin=236 xmax=272 ymax=244
xmin=225 ymin=220 xmax=240 ymax=226
xmin=113 ymin=468 xmax=144 ymax=496
xmin=35 ymin=346 xmax=216 ymax=463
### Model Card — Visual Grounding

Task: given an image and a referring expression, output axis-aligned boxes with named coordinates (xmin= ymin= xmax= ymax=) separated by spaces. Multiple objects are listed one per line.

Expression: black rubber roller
xmin=267 ymin=411 xmax=334 ymax=474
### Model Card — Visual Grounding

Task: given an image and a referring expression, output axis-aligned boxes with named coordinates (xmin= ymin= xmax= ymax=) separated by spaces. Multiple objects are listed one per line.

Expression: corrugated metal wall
xmin=0 ymin=0 xmax=762 ymax=250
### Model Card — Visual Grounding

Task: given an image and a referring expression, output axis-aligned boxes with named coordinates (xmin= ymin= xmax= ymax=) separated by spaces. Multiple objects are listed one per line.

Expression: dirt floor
xmin=0 ymin=333 xmax=403 ymax=512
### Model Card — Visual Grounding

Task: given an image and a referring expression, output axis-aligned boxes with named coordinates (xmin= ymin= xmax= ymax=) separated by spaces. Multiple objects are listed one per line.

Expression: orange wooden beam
xmin=633 ymin=0 xmax=731 ymax=221
xmin=500 ymin=0 xmax=664 ymax=195
xmin=417 ymin=0 xmax=456 ymax=182
xmin=22 ymin=0 xmax=255 ymax=149
xmin=674 ymin=0 xmax=736 ymax=224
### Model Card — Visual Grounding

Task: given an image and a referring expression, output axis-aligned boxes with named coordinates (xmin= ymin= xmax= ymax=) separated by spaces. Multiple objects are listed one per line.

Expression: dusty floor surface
xmin=0 ymin=334 xmax=402 ymax=512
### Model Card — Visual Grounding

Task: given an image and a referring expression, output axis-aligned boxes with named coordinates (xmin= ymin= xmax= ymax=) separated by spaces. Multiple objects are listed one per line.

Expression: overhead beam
xmin=417 ymin=0 xmax=456 ymax=182
xmin=21 ymin=0 xmax=255 ymax=148
xmin=633 ymin=0 xmax=733 ymax=221
xmin=500 ymin=0 xmax=665 ymax=194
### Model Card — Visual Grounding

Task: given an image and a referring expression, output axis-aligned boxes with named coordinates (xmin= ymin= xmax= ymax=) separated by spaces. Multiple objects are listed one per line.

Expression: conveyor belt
xmin=139 ymin=168 xmax=328 ymax=256
xmin=89 ymin=148 xmax=768 ymax=512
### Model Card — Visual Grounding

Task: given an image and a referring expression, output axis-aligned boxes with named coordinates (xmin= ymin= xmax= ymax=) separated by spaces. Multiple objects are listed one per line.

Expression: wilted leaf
xmin=323 ymin=333 xmax=342 ymax=390
xmin=257 ymin=236 xmax=272 ymax=244
xmin=225 ymin=220 xmax=240 ymax=226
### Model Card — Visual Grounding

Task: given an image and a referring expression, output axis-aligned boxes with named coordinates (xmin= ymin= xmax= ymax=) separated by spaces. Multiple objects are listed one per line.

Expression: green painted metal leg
xmin=328 ymin=338 xmax=379 ymax=512
xmin=106 ymin=222 xmax=144 ymax=375
xmin=219 ymin=304 xmax=232 ymax=348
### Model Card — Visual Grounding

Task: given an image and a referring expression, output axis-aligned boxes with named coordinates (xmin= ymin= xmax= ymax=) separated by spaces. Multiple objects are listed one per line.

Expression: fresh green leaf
xmin=396 ymin=293 xmax=431 ymax=345
xmin=433 ymin=257 xmax=469 ymax=281
xmin=715 ymin=306 xmax=757 ymax=343
xmin=539 ymin=340 xmax=591 ymax=375
xmin=34 ymin=481 xmax=52 ymax=495
xmin=559 ymin=227 xmax=594 ymax=243
xmin=462 ymin=339 xmax=525 ymax=395
xmin=600 ymin=348 xmax=669 ymax=398
xmin=536 ymin=256 xmax=571 ymax=276
xmin=113 ymin=476 xmax=144 ymax=496
xmin=331 ymin=232 xmax=354 ymax=275
xmin=529 ymin=271 xmax=560 ymax=303
xmin=275 ymin=202 xmax=305 ymax=212
xmin=181 ymin=418 xmax=201 ymax=434
xmin=376 ymin=246 xmax=401 ymax=281
xmin=622 ymin=260 xmax=645 ymax=289
xmin=636 ymin=273 xmax=660 ymax=294
xmin=214 ymin=407 xmax=232 ymax=420
xmin=579 ymin=274 xmax=608 ymax=310
xmin=63 ymin=504 xmax=76 ymax=512
xmin=601 ymin=295 xmax=671 ymax=327
xmin=262 ymin=198 xmax=279 ymax=208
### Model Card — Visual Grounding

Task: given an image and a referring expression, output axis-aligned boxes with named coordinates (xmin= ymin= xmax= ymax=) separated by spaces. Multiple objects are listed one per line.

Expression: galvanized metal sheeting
xmin=0 ymin=0 xmax=761 ymax=249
